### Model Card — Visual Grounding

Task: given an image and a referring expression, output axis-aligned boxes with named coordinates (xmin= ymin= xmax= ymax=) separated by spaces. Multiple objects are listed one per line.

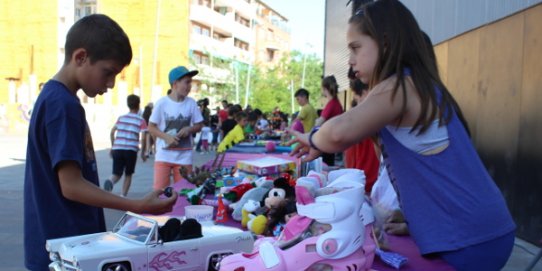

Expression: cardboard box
xmin=237 ymin=156 xmax=296 ymax=176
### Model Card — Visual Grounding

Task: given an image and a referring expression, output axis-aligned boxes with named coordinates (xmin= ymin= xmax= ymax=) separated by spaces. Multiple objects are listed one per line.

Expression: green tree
xmin=191 ymin=50 xmax=323 ymax=114
xmin=247 ymin=50 xmax=323 ymax=115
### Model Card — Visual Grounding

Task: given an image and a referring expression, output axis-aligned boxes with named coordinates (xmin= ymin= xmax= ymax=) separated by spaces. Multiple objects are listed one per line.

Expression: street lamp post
xmin=301 ymin=42 xmax=312 ymax=88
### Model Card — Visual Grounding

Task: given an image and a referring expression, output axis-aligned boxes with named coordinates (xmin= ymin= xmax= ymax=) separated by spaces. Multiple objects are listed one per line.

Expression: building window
xmin=193 ymin=51 xmax=210 ymax=65
xmin=192 ymin=23 xmax=210 ymax=37
xmin=235 ymin=13 xmax=250 ymax=27
xmin=214 ymin=6 xmax=228 ymax=15
xmin=198 ymin=0 xmax=211 ymax=8
xmin=213 ymin=32 xmax=228 ymax=41
xmin=74 ymin=0 xmax=97 ymax=20
xmin=234 ymin=38 xmax=249 ymax=51
xmin=193 ymin=24 xmax=202 ymax=35
xmin=266 ymin=49 xmax=275 ymax=62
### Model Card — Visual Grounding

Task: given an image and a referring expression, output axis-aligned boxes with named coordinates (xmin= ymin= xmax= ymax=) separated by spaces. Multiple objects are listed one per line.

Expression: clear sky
xmin=262 ymin=0 xmax=326 ymax=59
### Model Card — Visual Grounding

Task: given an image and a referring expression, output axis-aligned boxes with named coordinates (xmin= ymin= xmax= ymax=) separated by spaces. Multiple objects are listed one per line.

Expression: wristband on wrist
xmin=309 ymin=126 xmax=322 ymax=152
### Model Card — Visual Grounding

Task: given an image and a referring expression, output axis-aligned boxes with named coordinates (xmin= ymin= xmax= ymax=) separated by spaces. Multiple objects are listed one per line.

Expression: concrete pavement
xmin=0 ymin=134 xmax=540 ymax=270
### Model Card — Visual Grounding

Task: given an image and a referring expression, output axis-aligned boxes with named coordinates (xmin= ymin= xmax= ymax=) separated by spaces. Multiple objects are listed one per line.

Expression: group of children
xmin=24 ymin=1 xmax=516 ymax=270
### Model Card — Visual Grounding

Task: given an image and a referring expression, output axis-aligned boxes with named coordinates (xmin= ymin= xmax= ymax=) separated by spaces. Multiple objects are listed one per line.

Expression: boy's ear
xmin=72 ymin=48 xmax=88 ymax=66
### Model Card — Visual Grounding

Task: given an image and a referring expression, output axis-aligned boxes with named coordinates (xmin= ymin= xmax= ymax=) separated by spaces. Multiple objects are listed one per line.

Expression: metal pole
xmin=235 ymin=64 xmax=239 ymax=104
xmin=301 ymin=52 xmax=307 ymax=88
xmin=290 ymin=79 xmax=294 ymax=114
xmin=151 ymin=0 xmax=161 ymax=91
xmin=244 ymin=65 xmax=251 ymax=108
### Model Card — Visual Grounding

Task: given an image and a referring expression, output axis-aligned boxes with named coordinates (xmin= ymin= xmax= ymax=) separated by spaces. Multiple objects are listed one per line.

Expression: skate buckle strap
xmin=282 ymin=215 xmax=313 ymax=241
xmin=259 ymin=241 xmax=280 ymax=268
xmin=297 ymin=201 xmax=335 ymax=220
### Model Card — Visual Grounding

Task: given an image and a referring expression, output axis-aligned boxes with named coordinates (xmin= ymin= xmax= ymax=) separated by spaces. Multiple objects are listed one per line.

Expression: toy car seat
xmin=159 ymin=218 xmax=181 ymax=242
xmin=176 ymin=218 xmax=203 ymax=240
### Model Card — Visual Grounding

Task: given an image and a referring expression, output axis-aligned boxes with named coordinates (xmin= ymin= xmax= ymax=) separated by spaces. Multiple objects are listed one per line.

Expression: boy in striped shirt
xmin=104 ymin=94 xmax=147 ymax=196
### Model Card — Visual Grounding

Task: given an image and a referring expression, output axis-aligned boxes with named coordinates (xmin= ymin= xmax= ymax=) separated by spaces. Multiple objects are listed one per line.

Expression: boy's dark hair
xmin=234 ymin=111 xmax=248 ymax=122
xmin=127 ymin=94 xmax=140 ymax=110
xmin=248 ymin=112 xmax=258 ymax=122
xmin=253 ymin=108 xmax=263 ymax=117
xmin=228 ymin=104 xmax=242 ymax=117
xmin=65 ymin=14 xmax=132 ymax=66
xmin=295 ymin=88 xmax=309 ymax=98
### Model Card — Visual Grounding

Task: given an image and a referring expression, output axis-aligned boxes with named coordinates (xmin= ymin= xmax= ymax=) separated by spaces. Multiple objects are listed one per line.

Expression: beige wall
xmin=0 ymin=0 xmax=60 ymax=104
xmin=434 ymin=4 xmax=542 ymax=243
xmin=433 ymin=4 xmax=541 ymax=152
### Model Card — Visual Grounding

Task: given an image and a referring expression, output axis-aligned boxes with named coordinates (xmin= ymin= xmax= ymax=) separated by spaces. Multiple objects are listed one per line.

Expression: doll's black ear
xmin=274 ymin=177 xmax=294 ymax=198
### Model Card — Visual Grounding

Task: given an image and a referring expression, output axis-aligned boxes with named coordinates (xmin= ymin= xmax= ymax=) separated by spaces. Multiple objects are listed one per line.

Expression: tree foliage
xmin=198 ymin=50 xmax=323 ymax=115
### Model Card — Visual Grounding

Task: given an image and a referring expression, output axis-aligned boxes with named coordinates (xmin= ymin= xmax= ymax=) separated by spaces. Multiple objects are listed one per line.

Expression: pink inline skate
xmin=220 ymin=169 xmax=376 ymax=271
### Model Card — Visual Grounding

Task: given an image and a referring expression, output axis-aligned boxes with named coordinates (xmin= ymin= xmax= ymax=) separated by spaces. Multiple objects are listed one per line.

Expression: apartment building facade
xmin=188 ymin=0 xmax=290 ymax=103
xmin=0 ymin=0 xmax=290 ymax=134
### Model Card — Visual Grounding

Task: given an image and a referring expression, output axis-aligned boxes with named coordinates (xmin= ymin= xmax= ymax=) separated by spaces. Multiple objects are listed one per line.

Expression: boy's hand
xmin=177 ymin=127 xmax=191 ymax=138
xmin=138 ymin=189 xmax=178 ymax=215
xmin=140 ymin=151 xmax=147 ymax=162
xmin=165 ymin=134 xmax=179 ymax=147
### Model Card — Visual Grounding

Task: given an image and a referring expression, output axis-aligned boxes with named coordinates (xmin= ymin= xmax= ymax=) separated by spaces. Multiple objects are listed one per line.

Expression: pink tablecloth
xmin=163 ymin=153 xmax=452 ymax=271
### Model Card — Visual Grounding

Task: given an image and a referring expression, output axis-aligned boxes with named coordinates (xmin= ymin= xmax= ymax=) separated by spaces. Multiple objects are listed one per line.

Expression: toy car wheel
xmin=102 ymin=262 xmax=131 ymax=271
xmin=208 ymin=252 xmax=233 ymax=271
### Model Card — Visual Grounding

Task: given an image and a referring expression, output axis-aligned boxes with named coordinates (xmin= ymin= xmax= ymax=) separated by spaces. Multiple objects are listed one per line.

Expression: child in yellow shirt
xmin=217 ymin=112 xmax=248 ymax=153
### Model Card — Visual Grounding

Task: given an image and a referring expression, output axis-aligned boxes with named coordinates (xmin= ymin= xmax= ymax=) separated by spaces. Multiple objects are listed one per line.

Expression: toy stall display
xmin=167 ymin=154 xmax=416 ymax=270
xmin=220 ymin=169 xmax=378 ymax=271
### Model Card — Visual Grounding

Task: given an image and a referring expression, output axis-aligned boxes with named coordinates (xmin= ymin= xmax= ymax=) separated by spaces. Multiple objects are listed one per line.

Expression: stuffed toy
xmin=241 ymin=200 xmax=268 ymax=235
xmin=231 ymin=178 xmax=274 ymax=221
xmin=264 ymin=177 xmax=295 ymax=210
xmin=245 ymin=178 xmax=295 ymax=237
xmin=223 ymin=183 xmax=255 ymax=203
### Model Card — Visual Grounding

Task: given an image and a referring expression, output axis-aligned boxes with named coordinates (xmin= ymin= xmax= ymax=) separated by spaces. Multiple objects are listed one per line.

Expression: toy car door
xmin=148 ymin=238 xmax=202 ymax=271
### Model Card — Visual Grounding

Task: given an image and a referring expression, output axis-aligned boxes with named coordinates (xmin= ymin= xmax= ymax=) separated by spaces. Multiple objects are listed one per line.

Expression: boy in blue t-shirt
xmin=24 ymin=14 xmax=178 ymax=270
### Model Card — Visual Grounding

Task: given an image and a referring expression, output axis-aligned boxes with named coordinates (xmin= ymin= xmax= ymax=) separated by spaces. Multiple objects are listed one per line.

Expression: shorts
xmin=154 ymin=161 xmax=193 ymax=190
xmin=112 ymin=149 xmax=138 ymax=176
xmin=438 ymin=230 xmax=515 ymax=270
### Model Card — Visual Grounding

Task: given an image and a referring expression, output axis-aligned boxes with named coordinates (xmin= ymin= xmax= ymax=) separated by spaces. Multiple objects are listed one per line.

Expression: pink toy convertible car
xmin=220 ymin=169 xmax=376 ymax=271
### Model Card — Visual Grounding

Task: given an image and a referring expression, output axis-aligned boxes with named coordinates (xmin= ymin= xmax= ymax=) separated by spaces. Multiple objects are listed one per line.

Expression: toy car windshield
xmin=113 ymin=213 xmax=155 ymax=243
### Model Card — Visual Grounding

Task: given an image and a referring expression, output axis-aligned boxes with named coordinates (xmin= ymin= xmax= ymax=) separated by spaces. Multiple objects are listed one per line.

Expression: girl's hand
xmin=286 ymin=129 xmax=322 ymax=162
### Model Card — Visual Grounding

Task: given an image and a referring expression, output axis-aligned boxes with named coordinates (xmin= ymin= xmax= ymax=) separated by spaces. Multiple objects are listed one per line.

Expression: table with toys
xmin=162 ymin=151 xmax=452 ymax=271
